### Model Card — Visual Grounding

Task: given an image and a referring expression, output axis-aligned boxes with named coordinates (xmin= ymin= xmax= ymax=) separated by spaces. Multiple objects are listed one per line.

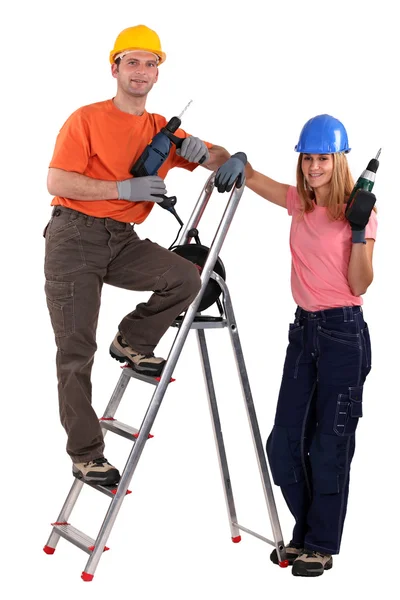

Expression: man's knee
xmin=165 ymin=258 xmax=201 ymax=301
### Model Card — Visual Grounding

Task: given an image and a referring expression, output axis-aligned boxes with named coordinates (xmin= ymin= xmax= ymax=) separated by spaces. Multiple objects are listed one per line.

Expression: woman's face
xmin=302 ymin=154 xmax=334 ymax=190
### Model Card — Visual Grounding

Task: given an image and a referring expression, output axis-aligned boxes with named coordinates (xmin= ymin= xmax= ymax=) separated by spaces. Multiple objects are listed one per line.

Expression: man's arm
xmin=47 ymin=168 xmax=119 ymax=200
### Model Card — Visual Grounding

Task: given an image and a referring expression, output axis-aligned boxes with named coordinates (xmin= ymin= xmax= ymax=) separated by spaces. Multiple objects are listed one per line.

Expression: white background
xmin=1 ymin=0 xmax=399 ymax=597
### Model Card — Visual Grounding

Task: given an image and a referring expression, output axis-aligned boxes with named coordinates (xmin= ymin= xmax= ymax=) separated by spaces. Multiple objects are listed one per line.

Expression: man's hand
xmin=177 ymin=136 xmax=210 ymax=163
xmin=214 ymin=152 xmax=247 ymax=193
xmin=117 ymin=176 xmax=167 ymax=203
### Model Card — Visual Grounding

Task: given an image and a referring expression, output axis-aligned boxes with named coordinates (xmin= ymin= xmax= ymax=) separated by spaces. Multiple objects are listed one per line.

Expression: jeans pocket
xmin=361 ymin=324 xmax=372 ymax=369
xmin=45 ymin=280 xmax=75 ymax=338
xmin=45 ymin=222 xmax=86 ymax=276
xmin=285 ymin=323 xmax=304 ymax=379
xmin=318 ymin=324 xmax=360 ymax=348
xmin=333 ymin=386 xmax=363 ymax=436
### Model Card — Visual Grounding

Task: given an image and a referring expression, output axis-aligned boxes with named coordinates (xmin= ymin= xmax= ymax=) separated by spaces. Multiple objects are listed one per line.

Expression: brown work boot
xmin=270 ymin=542 xmax=303 ymax=565
xmin=73 ymin=457 xmax=120 ymax=486
xmin=292 ymin=550 xmax=333 ymax=577
xmin=110 ymin=332 xmax=166 ymax=376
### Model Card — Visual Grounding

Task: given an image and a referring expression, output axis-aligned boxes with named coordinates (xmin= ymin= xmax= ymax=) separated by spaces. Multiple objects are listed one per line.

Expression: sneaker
xmin=270 ymin=542 xmax=303 ymax=566
xmin=73 ymin=457 xmax=121 ymax=486
xmin=110 ymin=332 xmax=166 ymax=376
xmin=292 ymin=550 xmax=333 ymax=577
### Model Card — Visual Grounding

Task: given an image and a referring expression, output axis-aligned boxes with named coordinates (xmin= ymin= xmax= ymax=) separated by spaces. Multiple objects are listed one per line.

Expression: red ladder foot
xmin=43 ymin=545 xmax=55 ymax=554
xmin=81 ymin=572 xmax=94 ymax=582
xmin=232 ymin=536 xmax=241 ymax=543
xmin=279 ymin=560 xmax=289 ymax=568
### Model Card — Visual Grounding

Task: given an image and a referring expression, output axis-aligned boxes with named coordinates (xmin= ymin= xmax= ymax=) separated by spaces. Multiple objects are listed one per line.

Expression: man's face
xmin=112 ymin=51 xmax=159 ymax=98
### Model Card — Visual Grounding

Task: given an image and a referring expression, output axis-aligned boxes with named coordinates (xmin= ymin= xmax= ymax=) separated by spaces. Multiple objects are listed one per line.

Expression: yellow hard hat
xmin=109 ymin=25 xmax=166 ymax=65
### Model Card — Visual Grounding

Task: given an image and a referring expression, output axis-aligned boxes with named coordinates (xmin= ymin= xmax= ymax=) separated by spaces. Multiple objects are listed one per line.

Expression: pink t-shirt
xmin=287 ymin=186 xmax=378 ymax=312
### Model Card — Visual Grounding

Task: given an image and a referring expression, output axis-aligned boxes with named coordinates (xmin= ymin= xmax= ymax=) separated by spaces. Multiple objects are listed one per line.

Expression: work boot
xmin=73 ymin=457 xmax=120 ymax=486
xmin=292 ymin=550 xmax=333 ymax=577
xmin=270 ymin=542 xmax=303 ymax=565
xmin=110 ymin=332 xmax=166 ymax=376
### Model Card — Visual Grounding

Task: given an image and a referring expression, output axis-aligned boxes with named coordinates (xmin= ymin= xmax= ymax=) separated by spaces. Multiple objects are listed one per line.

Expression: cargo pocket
xmin=45 ymin=280 xmax=75 ymax=338
xmin=333 ymin=386 xmax=363 ymax=436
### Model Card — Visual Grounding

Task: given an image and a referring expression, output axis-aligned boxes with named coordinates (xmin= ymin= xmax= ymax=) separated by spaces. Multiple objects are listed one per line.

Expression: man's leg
xmin=44 ymin=207 xmax=119 ymax=484
xmin=105 ymin=222 xmax=201 ymax=374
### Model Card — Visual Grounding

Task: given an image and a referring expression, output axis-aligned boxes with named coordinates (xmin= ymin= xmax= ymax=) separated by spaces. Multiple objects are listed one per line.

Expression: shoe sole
xmin=73 ymin=468 xmax=120 ymax=487
xmin=292 ymin=560 xmax=333 ymax=577
xmin=110 ymin=345 xmax=164 ymax=377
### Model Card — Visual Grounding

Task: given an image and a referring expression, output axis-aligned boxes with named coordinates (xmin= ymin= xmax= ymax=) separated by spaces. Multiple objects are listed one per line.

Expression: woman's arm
xmin=245 ymin=169 xmax=289 ymax=208
xmin=347 ymin=239 xmax=375 ymax=296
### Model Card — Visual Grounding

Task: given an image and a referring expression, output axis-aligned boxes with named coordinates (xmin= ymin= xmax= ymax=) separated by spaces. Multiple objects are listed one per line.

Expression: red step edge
xmin=88 ymin=545 xmax=109 ymax=552
xmin=133 ymin=432 xmax=154 ymax=439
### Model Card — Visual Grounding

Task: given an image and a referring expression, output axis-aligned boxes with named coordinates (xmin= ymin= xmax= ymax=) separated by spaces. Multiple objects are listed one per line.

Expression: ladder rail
xmin=176 ymin=172 xmax=216 ymax=246
xmin=214 ymin=272 xmax=286 ymax=560
xmin=196 ymin=328 xmax=240 ymax=540
xmin=81 ymin=179 xmax=246 ymax=577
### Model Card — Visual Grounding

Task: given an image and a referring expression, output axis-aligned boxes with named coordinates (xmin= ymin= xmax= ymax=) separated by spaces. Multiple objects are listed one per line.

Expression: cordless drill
xmin=345 ymin=149 xmax=381 ymax=232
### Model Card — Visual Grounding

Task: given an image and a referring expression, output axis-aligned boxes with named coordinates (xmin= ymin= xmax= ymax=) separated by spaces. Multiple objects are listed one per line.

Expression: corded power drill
xmin=345 ymin=149 xmax=381 ymax=230
xmin=130 ymin=101 xmax=207 ymax=221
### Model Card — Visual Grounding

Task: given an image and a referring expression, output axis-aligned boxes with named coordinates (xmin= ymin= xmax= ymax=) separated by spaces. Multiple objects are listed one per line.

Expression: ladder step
xmin=51 ymin=523 xmax=110 ymax=554
xmin=100 ymin=418 xmax=154 ymax=441
xmin=120 ymin=365 xmax=175 ymax=385
xmin=72 ymin=473 xmax=132 ymax=498
xmin=172 ymin=315 xmax=227 ymax=329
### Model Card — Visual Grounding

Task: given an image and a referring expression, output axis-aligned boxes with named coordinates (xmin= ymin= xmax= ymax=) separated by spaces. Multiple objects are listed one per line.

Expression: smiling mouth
xmin=131 ymin=79 xmax=147 ymax=84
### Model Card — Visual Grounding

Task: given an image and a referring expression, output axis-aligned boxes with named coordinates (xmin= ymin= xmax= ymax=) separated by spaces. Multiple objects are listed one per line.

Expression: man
xmin=44 ymin=25 xmax=246 ymax=486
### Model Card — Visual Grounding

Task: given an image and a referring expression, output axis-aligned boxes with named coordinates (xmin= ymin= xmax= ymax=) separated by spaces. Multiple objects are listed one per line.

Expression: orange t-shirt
xmin=49 ymin=99 xmax=213 ymax=223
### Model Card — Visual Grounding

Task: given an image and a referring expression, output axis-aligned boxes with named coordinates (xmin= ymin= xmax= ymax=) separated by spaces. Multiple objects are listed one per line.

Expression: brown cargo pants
xmin=43 ymin=206 xmax=201 ymax=463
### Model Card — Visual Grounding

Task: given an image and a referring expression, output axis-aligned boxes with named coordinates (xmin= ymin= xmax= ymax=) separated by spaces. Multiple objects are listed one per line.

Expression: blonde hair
xmin=296 ymin=153 xmax=377 ymax=221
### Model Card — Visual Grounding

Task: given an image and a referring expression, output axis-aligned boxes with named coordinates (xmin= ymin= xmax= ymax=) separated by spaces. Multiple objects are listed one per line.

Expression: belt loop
xmin=342 ymin=307 xmax=348 ymax=322
xmin=349 ymin=306 xmax=355 ymax=322
xmin=320 ymin=309 xmax=326 ymax=321
xmin=86 ymin=215 xmax=94 ymax=227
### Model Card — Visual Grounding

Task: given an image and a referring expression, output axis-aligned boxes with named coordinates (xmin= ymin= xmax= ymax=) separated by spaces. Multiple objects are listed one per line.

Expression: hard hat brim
xmin=109 ymin=47 xmax=166 ymax=65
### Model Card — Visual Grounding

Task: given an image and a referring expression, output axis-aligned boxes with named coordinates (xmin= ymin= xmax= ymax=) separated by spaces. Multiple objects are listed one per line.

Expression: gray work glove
xmin=117 ymin=176 xmax=167 ymax=202
xmin=214 ymin=152 xmax=247 ymax=193
xmin=177 ymin=136 xmax=210 ymax=163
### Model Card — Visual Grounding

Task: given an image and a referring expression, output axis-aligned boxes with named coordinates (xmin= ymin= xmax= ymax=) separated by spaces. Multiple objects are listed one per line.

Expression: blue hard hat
xmin=294 ymin=114 xmax=351 ymax=154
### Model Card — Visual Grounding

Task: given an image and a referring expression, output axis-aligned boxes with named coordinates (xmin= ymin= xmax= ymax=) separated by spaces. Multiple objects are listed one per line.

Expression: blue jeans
xmin=266 ymin=305 xmax=371 ymax=555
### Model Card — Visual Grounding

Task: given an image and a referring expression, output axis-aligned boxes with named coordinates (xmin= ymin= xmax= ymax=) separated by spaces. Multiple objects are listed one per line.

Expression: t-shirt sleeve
xmin=365 ymin=208 xmax=378 ymax=240
xmin=286 ymin=185 xmax=299 ymax=216
xmin=171 ymin=128 xmax=213 ymax=172
xmin=49 ymin=109 xmax=91 ymax=173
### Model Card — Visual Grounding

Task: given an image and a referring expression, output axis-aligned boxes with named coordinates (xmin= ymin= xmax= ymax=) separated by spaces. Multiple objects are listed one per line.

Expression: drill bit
xmin=178 ymin=100 xmax=193 ymax=119
xmin=375 ymin=148 xmax=382 ymax=160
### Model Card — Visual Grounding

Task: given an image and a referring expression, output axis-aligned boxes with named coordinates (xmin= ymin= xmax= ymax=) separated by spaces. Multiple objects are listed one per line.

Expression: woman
xmin=245 ymin=114 xmax=377 ymax=577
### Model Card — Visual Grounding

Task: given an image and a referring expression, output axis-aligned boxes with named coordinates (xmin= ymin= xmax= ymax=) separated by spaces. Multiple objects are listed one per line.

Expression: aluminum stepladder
xmin=43 ymin=172 xmax=288 ymax=581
